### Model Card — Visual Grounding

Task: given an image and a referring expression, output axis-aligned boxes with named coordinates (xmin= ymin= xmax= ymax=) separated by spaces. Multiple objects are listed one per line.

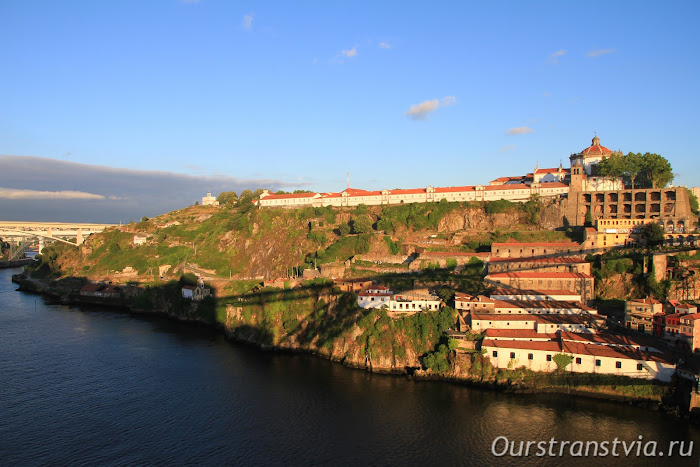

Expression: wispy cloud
xmin=507 ymin=127 xmax=534 ymax=135
xmin=542 ymin=91 xmax=552 ymax=97
xmin=586 ymin=48 xmax=615 ymax=57
xmin=548 ymin=49 xmax=566 ymax=63
xmin=379 ymin=42 xmax=391 ymax=49
xmin=0 ymin=188 xmax=106 ymax=200
xmin=499 ymin=144 xmax=515 ymax=153
xmin=242 ymin=13 xmax=254 ymax=31
xmin=404 ymin=96 xmax=457 ymax=120
xmin=341 ymin=47 xmax=357 ymax=58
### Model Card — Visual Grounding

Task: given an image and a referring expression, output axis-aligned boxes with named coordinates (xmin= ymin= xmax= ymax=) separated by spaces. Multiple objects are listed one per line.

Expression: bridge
xmin=0 ymin=221 xmax=117 ymax=254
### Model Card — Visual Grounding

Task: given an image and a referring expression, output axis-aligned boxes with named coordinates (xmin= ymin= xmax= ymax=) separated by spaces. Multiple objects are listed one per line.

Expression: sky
xmin=1 ymin=1 xmax=699 ymax=223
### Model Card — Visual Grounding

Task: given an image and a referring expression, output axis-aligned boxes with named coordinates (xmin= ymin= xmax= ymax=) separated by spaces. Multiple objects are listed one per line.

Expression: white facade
xmin=202 ymin=192 xmax=219 ymax=206
xmin=388 ymin=294 xmax=442 ymax=314
xmin=482 ymin=338 xmax=676 ymax=382
xmin=133 ymin=235 xmax=147 ymax=245
xmin=256 ymin=182 xmax=569 ymax=209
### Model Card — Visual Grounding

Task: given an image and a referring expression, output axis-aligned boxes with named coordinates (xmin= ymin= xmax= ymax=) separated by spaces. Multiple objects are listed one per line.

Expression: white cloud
xmin=242 ymin=13 xmax=254 ymax=30
xmin=379 ymin=42 xmax=391 ymax=49
xmin=341 ymin=47 xmax=357 ymax=58
xmin=507 ymin=127 xmax=534 ymax=135
xmin=548 ymin=49 xmax=566 ymax=63
xmin=0 ymin=188 xmax=106 ymax=200
xmin=405 ymin=100 xmax=439 ymax=120
xmin=404 ymin=96 xmax=456 ymax=120
xmin=587 ymin=48 xmax=615 ymax=57
xmin=499 ymin=144 xmax=515 ymax=153
xmin=441 ymin=96 xmax=457 ymax=107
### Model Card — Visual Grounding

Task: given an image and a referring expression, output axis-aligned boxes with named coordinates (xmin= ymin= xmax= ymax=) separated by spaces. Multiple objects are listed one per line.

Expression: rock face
xmin=437 ymin=199 xmax=566 ymax=232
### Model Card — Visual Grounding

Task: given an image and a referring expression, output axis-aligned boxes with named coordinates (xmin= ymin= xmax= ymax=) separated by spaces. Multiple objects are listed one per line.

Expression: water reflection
xmin=1 ymin=267 xmax=698 ymax=465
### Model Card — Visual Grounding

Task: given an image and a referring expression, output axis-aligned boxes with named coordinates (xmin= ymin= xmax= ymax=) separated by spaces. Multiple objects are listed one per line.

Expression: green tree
xmin=338 ymin=223 xmax=350 ymax=237
xmin=596 ymin=153 xmax=625 ymax=180
xmin=552 ymin=353 xmax=573 ymax=372
xmin=642 ymin=222 xmax=665 ymax=247
xmin=639 ymin=152 xmax=673 ymax=188
xmin=351 ymin=216 xmax=373 ymax=234
xmin=252 ymin=189 xmax=265 ymax=199
xmin=141 ymin=216 xmax=149 ymax=222
xmin=217 ymin=191 xmax=238 ymax=205
xmin=239 ymin=189 xmax=254 ymax=200
xmin=622 ymin=152 xmax=644 ymax=188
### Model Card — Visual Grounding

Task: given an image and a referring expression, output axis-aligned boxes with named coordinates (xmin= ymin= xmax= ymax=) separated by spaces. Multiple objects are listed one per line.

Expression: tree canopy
xmin=217 ymin=191 xmax=238 ymax=205
xmin=596 ymin=152 xmax=673 ymax=189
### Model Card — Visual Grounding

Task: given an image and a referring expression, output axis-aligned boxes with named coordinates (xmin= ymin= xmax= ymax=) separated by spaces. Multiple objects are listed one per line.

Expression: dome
xmin=581 ymin=135 xmax=612 ymax=156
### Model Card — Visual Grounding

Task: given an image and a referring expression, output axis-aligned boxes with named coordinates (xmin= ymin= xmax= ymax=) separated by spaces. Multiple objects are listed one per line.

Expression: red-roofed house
xmin=679 ymin=313 xmax=700 ymax=351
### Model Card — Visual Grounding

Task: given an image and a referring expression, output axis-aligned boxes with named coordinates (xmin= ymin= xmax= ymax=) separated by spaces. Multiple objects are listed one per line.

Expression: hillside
xmin=36 ymin=196 xmax=571 ymax=283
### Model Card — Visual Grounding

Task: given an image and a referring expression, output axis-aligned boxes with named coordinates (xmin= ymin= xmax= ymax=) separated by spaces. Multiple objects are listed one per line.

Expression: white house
xmin=202 ymin=192 xmax=219 ymax=206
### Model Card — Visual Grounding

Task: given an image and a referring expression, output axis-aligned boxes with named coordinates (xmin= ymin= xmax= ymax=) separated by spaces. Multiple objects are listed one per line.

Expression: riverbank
xmin=10 ymin=270 xmax=694 ymax=418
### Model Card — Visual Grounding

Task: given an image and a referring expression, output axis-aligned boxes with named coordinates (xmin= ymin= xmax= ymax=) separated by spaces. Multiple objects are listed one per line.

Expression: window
xmin=528 ymin=353 xmax=533 ymax=360
xmin=616 ymin=361 xmax=622 ymax=369
xmin=595 ymin=359 xmax=601 ymax=367
xmin=637 ymin=364 xmax=643 ymax=371
xmin=575 ymin=357 xmax=581 ymax=364
xmin=493 ymin=351 xmax=498 ymax=357
xmin=510 ymin=352 xmax=516 ymax=359
xmin=546 ymin=355 xmax=552 ymax=362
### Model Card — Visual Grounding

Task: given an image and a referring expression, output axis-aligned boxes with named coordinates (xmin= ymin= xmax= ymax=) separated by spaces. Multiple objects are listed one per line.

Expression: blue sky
xmin=1 ymin=1 xmax=699 ymax=222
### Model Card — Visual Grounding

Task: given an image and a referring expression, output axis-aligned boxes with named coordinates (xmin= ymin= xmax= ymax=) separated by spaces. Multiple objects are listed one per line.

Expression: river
xmin=1 ymin=266 xmax=699 ymax=465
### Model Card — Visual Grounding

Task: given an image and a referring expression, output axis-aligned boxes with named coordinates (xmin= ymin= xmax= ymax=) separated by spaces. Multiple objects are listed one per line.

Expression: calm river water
xmin=1 ymin=266 xmax=699 ymax=466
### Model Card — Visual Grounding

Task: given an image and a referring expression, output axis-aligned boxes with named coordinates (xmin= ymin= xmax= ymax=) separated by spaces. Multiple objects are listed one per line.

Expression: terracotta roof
xmin=484 ymin=329 xmax=558 ymax=340
xmin=490 ymin=288 xmax=581 ymax=297
xmin=561 ymin=340 xmax=673 ymax=364
xmin=489 ymin=256 xmax=587 ymax=264
xmin=487 ymin=272 xmax=593 ymax=279
xmin=490 ymin=299 xmax=593 ymax=311
xmin=471 ymin=312 xmax=538 ymax=321
xmin=559 ymin=331 xmax=658 ymax=349
xmin=483 ymin=338 xmax=561 ymax=352
xmin=434 ymin=185 xmax=476 ymax=193
xmin=388 ymin=188 xmax=426 ymax=195
xmin=680 ymin=313 xmax=700 ymax=321
xmin=534 ymin=167 xmax=567 ymax=174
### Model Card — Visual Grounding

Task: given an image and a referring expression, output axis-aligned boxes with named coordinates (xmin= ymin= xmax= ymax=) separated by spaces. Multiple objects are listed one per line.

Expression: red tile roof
xmin=491 ymin=288 xmax=581 ymax=297
xmin=489 ymin=256 xmax=587 ymax=264
xmin=484 ymin=329 xmax=558 ymax=340
xmin=561 ymin=340 xmax=673 ymax=364
xmin=534 ymin=167 xmax=568 ymax=174
xmin=483 ymin=338 xmax=561 ymax=352
xmin=434 ymin=185 xmax=476 ymax=193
